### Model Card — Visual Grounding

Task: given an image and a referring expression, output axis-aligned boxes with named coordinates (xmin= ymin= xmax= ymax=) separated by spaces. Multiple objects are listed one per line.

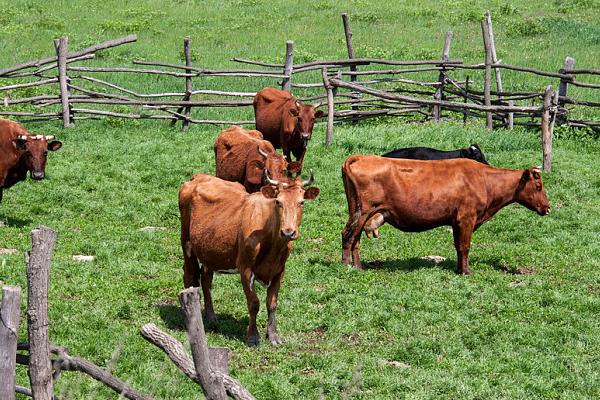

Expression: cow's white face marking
xmin=184 ymin=241 xmax=193 ymax=258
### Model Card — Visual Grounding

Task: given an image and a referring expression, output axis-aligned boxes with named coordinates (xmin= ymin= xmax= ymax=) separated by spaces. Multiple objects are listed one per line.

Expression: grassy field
xmin=1 ymin=1 xmax=600 ymax=399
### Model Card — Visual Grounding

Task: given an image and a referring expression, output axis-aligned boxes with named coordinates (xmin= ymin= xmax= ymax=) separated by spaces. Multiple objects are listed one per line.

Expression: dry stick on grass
xmin=140 ymin=323 xmax=256 ymax=400
xmin=0 ymin=286 xmax=22 ymax=400
xmin=26 ymin=227 xmax=57 ymax=400
xmin=0 ymin=34 xmax=136 ymax=77
xmin=179 ymin=288 xmax=227 ymax=400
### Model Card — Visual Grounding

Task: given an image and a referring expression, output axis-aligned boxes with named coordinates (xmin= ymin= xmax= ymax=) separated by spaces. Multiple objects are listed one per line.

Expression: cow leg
xmin=240 ymin=268 xmax=260 ymax=346
xmin=452 ymin=220 xmax=475 ymax=275
xmin=0 ymin=188 xmax=3 ymax=203
xmin=343 ymin=214 xmax=372 ymax=270
xmin=200 ymin=270 xmax=217 ymax=322
xmin=182 ymin=246 xmax=200 ymax=288
xmin=265 ymin=271 xmax=285 ymax=346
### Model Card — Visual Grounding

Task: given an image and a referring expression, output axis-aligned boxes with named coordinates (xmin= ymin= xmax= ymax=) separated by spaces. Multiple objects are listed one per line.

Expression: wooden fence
xmin=0 ymin=227 xmax=254 ymax=400
xmin=0 ymin=12 xmax=598 ymax=164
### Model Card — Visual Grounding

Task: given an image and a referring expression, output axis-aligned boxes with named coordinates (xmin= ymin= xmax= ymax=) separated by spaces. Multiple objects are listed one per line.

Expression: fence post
xmin=179 ymin=288 xmax=227 ymax=400
xmin=0 ymin=286 xmax=22 ymax=400
xmin=485 ymin=11 xmax=509 ymax=127
xmin=433 ymin=31 xmax=452 ymax=122
xmin=322 ymin=68 xmax=335 ymax=145
xmin=507 ymin=100 xmax=514 ymax=129
xmin=541 ymin=85 xmax=553 ymax=172
xmin=342 ymin=13 xmax=359 ymax=124
xmin=481 ymin=21 xmax=493 ymax=129
xmin=557 ymin=56 xmax=575 ymax=125
xmin=171 ymin=37 xmax=194 ymax=129
xmin=463 ymin=76 xmax=469 ymax=125
xmin=282 ymin=41 xmax=294 ymax=92
xmin=54 ymin=37 xmax=72 ymax=128
xmin=26 ymin=226 xmax=57 ymax=400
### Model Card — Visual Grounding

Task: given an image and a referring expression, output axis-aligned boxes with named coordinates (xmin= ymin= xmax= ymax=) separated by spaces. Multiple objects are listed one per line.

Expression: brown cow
xmin=253 ymin=87 xmax=323 ymax=165
xmin=0 ymin=119 xmax=62 ymax=203
xmin=214 ymin=125 xmax=299 ymax=193
xmin=341 ymin=155 xmax=550 ymax=274
xmin=179 ymin=172 xmax=319 ymax=346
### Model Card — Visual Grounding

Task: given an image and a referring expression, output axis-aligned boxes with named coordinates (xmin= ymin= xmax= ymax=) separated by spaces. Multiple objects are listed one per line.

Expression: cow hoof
xmin=267 ymin=333 xmax=283 ymax=346
xmin=459 ymin=268 xmax=472 ymax=275
xmin=246 ymin=335 xmax=260 ymax=347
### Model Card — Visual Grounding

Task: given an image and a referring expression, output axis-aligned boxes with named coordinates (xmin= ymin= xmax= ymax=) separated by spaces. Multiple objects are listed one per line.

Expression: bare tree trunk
xmin=0 ymin=286 xmax=22 ymax=400
xmin=26 ymin=227 xmax=57 ymax=400
xmin=179 ymin=288 xmax=227 ymax=400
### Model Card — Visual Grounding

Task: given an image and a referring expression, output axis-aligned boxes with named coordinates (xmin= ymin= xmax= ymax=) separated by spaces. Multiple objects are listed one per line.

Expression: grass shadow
xmin=156 ymin=303 xmax=248 ymax=342
xmin=363 ymin=257 xmax=457 ymax=272
xmin=0 ymin=214 xmax=32 ymax=228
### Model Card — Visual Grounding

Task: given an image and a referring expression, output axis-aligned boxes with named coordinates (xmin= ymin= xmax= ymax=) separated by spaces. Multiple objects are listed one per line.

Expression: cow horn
xmin=312 ymin=102 xmax=322 ymax=109
xmin=263 ymin=169 xmax=279 ymax=186
xmin=302 ymin=169 xmax=315 ymax=187
xmin=17 ymin=135 xmax=28 ymax=140
xmin=533 ymin=166 xmax=542 ymax=172
xmin=45 ymin=135 xmax=55 ymax=140
xmin=257 ymin=145 xmax=269 ymax=159
xmin=295 ymin=101 xmax=301 ymax=108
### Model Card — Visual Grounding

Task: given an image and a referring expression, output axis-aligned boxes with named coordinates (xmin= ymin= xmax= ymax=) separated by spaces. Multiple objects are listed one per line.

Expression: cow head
xmin=463 ymin=144 xmax=489 ymax=165
xmin=261 ymin=170 xmax=320 ymax=241
xmin=516 ymin=167 xmax=550 ymax=216
xmin=13 ymin=135 xmax=62 ymax=180
xmin=290 ymin=102 xmax=324 ymax=142
xmin=246 ymin=145 xmax=289 ymax=188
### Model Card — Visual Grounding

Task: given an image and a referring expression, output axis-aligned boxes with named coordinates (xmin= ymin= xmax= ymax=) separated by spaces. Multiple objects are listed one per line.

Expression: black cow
xmin=382 ymin=144 xmax=489 ymax=165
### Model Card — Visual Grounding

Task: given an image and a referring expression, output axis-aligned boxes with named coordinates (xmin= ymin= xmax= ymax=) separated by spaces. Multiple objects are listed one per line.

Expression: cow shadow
xmin=0 ymin=215 xmax=32 ymax=228
xmin=156 ymin=303 xmax=247 ymax=341
xmin=362 ymin=257 xmax=457 ymax=273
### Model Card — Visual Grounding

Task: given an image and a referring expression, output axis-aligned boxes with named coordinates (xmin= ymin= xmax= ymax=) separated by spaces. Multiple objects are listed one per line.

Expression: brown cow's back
xmin=253 ymin=87 xmax=295 ymax=148
xmin=0 ymin=119 xmax=29 ymax=173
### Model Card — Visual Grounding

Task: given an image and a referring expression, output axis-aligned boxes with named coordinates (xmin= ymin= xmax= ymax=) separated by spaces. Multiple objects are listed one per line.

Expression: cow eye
xmin=43 ymin=151 xmax=48 ymax=156
xmin=275 ymin=199 xmax=282 ymax=207
xmin=299 ymin=201 xmax=305 ymax=207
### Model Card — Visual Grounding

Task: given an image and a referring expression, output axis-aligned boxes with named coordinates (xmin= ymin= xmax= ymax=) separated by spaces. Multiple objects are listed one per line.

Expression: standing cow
xmin=214 ymin=125 xmax=299 ymax=193
xmin=0 ymin=119 xmax=62 ymax=203
xmin=362 ymin=144 xmax=490 ymax=238
xmin=179 ymin=172 xmax=319 ymax=346
xmin=341 ymin=155 xmax=550 ymax=274
xmin=254 ymin=87 xmax=323 ymax=166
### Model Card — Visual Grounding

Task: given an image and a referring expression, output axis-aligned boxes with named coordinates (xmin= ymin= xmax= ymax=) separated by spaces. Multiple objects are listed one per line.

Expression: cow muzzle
xmin=300 ymin=132 xmax=311 ymax=141
xmin=540 ymin=207 xmax=550 ymax=216
xmin=31 ymin=171 xmax=45 ymax=180
xmin=280 ymin=229 xmax=298 ymax=241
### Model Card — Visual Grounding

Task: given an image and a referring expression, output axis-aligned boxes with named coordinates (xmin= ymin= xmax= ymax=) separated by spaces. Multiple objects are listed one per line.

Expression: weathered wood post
xmin=507 ymin=100 xmax=514 ymax=129
xmin=541 ymin=85 xmax=553 ymax=172
xmin=481 ymin=21 xmax=493 ymax=129
xmin=463 ymin=76 xmax=470 ymax=125
xmin=179 ymin=288 xmax=227 ymax=400
xmin=282 ymin=41 xmax=294 ymax=92
xmin=0 ymin=286 xmax=22 ymax=400
xmin=342 ymin=13 xmax=359 ymax=124
xmin=26 ymin=226 xmax=57 ymax=400
xmin=485 ymin=11 xmax=509 ymax=127
xmin=171 ymin=37 xmax=194 ymax=129
xmin=433 ymin=32 xmax=453 ymax=122
xmin=54 ymin=37 xmax=72 ymax=128
xmin=321 ymin=68 xmax=335 ymax=145
xmin=557 ymin=56 xmax=575 ymax=125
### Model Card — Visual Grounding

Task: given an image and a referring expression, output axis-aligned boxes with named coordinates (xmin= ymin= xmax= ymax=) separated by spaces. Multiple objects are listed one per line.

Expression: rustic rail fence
xmin=0 ymin=227 xmax=255 ymax=400
xmin=0 ymin=12 xmax=599 ymax=170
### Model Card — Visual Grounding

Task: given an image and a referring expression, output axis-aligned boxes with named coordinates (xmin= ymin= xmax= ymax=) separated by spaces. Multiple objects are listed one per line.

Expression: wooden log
xmin=35 ymin=98 xmax=254 ymax=107
xmin=0 ymin=35 xmax=137 ymax=77
xmin=342 ymin=13 xmax=359 ymax=123
xmin=54 ymin=37 xmax=72 ymax=128
xmin=564 ymin=67 xmax=600 ymax=75
xmin=282 ymin=41 xmax=294 ymax=92
xmin=322 ymin=68 xmax=334 ymax=145
xmin=433 ymin=31 xmax=453 ymax=122
xmin=463 ymin=76 xmax=469 ymax=125
xmin=231 ymin=58 xmax=284 ymax=68
xmin=140 ymin=324 xmax=255 ymax=400
xmin=557 ymin=56 xmax=575 ymax=125
xmin=445 ymin=62 xmax=572 ymax=79
xmin=481 ymin=21 xmax=493 ymax=129
xmin=7 ymin=54 xmax=96 ymax=79
xmin=0 ymin=286 xmax=22 ymax=400
xmin=486 ymin=11 xmax=507 ymax=126
xmin=26 ymin=226 xmax=57 ymax=400
xmin=328 ymin=78 xmax=541 ymax=113
xmin=541 ymin=85 xmax=553 ymax=172
xmin=293 ymin=58 xmax=463 ymax=70
xmin=179 ymin=288 xmax=227 ymax=400
xmin=0 ymin=78 xmax=58 ymax=91
xmin=567 ymin=80 xmax=600 ymax=89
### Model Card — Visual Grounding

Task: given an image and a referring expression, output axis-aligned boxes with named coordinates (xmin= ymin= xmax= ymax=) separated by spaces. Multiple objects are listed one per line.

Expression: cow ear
xmin=304 ymin=187 xmax=320 ymax=200
xmin=314 ymin=110 xmax=324 ymax=118
xmin=246 ymin=160 xmax=264 ymax=186
xmin=261 ymin=185 xmax=279 ymax=199
xmin=13 ymin=138 xmax=28 ymax=150
xmin=48 ymin=141 xmax=62 ymax=151
xmin=289 ymin=107 xmax=299 ymax=117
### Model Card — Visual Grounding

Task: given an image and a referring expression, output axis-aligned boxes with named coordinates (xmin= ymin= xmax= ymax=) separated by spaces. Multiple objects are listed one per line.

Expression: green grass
xmin=1 ymin=0 xmax=600 ymax=399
